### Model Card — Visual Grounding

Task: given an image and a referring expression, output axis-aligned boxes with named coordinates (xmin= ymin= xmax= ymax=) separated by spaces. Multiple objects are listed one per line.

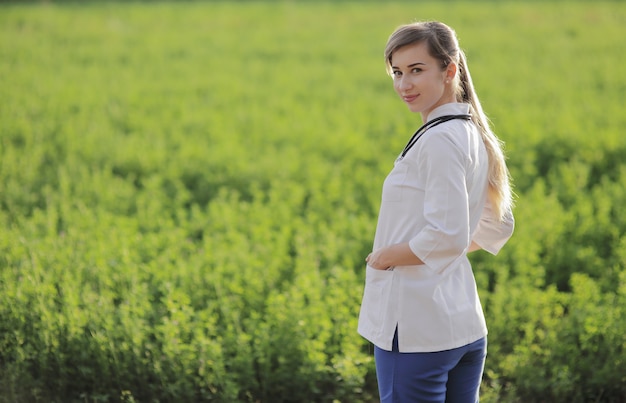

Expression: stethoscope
xmin=398 ymin=114 xmax=472 ymax=160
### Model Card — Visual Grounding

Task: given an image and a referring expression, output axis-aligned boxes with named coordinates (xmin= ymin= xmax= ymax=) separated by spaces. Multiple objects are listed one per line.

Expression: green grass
xmin=1 ymin=1 xmax=626 ymax=402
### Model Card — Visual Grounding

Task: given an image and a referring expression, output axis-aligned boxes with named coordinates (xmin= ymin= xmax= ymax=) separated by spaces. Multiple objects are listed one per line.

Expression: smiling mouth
xmin=403 ymin=94 xmax=418 ymax=103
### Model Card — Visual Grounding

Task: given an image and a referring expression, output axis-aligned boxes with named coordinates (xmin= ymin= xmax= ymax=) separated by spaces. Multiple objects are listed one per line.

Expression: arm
xmin=367 ymin=133 xmax=470 ymax=271
xmin=367 ymin=239 xmax=483 ymax=270
xmin=471 ymin=199 xmax=514 ymax=255
xmin=406 ymin=133 xmax=470 ymax=272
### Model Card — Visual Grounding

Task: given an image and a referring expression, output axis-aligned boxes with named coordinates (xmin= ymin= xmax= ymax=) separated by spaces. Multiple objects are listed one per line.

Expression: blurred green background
xmin=1 ymin=1 xmax=625 ymax=402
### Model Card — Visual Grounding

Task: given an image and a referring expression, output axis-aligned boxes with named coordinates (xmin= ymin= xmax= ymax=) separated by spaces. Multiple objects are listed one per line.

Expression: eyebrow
xmin=391 ymin=62 xmax=426 ymax=70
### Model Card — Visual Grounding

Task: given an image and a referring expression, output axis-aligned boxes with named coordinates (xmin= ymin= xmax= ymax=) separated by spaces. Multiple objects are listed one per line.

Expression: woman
xmin=358 ymin=21 xmax=514 ymax=402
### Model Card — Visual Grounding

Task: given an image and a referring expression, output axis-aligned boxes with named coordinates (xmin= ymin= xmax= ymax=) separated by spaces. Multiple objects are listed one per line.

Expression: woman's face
xmin=390 ymin=42 xmax=455 ymax=121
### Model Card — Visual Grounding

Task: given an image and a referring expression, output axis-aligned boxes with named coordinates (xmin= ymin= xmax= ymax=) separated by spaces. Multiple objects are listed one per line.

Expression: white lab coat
xmin=358 ymin=103 xmax=514 ymax=352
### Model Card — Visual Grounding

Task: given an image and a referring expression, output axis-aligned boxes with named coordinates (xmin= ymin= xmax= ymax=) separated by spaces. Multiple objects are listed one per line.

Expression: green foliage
xmin=1 ymin=1 xmax=625 ymax=402
xmin=493 ymin=274 xmax=626 ymax=402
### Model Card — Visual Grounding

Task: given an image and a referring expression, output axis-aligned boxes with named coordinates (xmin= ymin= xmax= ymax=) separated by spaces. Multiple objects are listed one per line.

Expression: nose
xmin=397 ymin=75 xmax=413 ymax=91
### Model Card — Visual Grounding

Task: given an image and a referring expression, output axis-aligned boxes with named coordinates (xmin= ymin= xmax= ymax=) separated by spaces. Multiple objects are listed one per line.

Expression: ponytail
xmin=457 ymin=50 xmax=513 ymax=220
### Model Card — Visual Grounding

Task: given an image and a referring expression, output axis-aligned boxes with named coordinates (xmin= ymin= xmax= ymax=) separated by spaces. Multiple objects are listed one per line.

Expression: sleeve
xmin=471 ymin=198 xmax=515 ymax=255
xmin=408 ymin=133 xmax=470 ymax=273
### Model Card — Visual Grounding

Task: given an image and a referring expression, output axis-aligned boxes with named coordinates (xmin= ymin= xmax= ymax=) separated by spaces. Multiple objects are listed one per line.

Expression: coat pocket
xmin=360 ymin=265 xmax=393 ymax=328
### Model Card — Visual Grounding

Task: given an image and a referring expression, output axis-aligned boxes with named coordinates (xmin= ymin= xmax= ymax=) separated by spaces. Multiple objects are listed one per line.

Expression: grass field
xmin=1 ymin=1 xmax=626 ymax=402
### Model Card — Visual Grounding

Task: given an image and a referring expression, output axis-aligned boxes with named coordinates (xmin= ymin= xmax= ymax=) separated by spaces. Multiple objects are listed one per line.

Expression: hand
xmin=365 ymin=243 xmax=424 ymax=269
xmin=365 ymin=248 xmax=392 ymax=270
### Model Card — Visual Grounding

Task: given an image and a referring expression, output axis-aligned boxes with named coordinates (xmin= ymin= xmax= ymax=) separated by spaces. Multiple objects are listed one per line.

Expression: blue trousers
xmin=374 ymin=330 xmax=487 ymax=403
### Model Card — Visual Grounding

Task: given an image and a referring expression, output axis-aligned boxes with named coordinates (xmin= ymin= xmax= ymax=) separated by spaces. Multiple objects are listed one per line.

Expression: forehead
xmin=390 ymin=42 xmax=435 ymax=67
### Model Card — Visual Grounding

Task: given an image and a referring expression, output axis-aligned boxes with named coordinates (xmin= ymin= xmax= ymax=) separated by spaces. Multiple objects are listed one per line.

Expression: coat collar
xmin=425 ymin=103 xmax=471 ymax=122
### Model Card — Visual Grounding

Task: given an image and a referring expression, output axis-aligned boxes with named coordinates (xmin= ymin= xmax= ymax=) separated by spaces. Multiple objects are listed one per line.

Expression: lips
xmin=402 ymin=94 xmax=418 ymax=103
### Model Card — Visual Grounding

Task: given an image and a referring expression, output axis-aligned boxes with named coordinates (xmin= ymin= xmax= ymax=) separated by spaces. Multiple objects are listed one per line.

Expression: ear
xmin=445 ymin=62 xmax=458 ymax=82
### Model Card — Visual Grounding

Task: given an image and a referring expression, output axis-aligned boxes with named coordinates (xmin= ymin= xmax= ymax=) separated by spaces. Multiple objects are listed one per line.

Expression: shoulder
xmin=418 ymin=121 xmax=469 ymax=156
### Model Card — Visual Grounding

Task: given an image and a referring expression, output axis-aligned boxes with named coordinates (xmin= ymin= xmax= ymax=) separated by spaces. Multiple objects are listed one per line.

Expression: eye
xmin=392 ymin=70 xmax=402 ymax=77
xmin=411 ymin=67 xmax=423 ymax=73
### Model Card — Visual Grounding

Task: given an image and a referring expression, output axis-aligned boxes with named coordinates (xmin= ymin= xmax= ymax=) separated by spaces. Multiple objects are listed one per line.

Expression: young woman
xmin=358 ymin=21 xmax=515 ymax=402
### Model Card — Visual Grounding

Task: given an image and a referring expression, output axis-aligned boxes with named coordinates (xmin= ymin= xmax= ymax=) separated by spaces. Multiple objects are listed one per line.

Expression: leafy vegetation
xmin=1 ymin=1 xmax=625 ymax=402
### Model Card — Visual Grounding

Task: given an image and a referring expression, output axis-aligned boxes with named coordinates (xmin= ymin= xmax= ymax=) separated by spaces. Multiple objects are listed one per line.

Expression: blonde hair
xmin=384 ymin=21 xmax=513 ymax=220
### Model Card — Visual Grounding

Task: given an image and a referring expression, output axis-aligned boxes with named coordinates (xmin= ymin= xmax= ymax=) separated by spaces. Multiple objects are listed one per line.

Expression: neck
xmin=421 ymin=91 xmax=457 ymax=122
